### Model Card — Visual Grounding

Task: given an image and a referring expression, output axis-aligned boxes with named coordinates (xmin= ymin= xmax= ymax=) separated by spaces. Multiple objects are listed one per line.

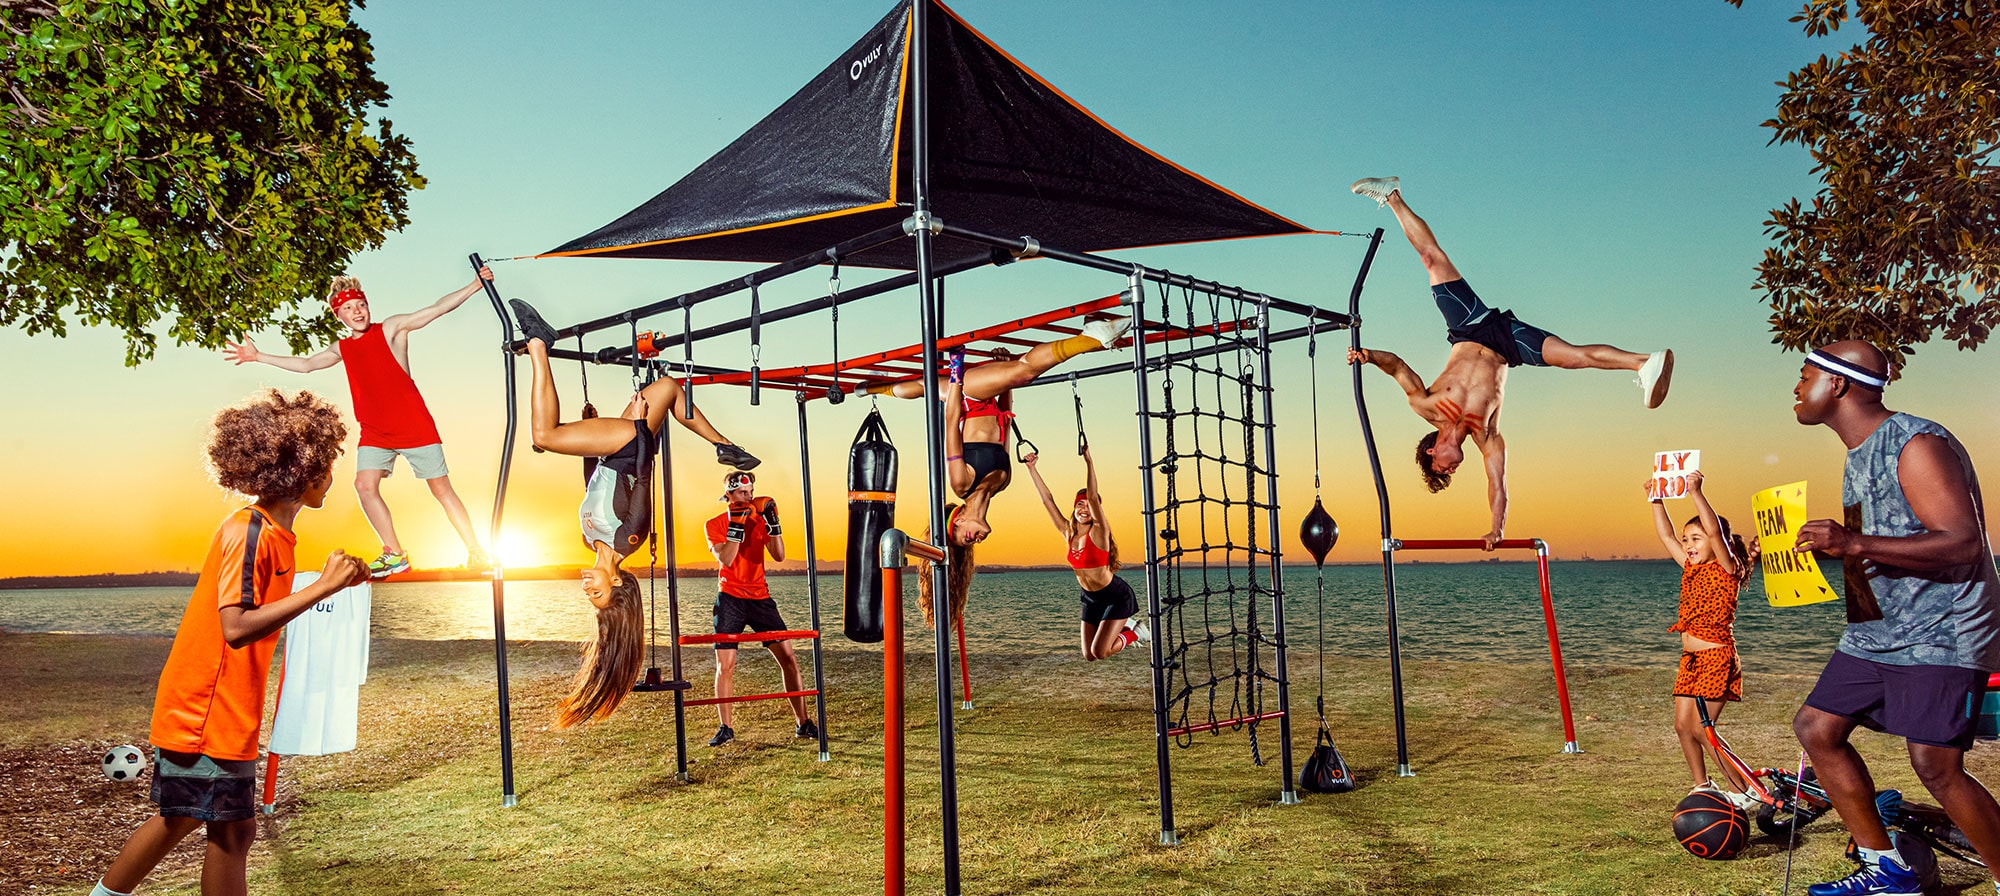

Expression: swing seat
xmin=678 ymin=629 xmax=819 ymax=646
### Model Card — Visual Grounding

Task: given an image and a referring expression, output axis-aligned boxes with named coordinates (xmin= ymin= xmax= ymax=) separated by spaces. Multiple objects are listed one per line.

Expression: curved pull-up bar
xmin=1389 ymin=538 xmax=1582 ymax=755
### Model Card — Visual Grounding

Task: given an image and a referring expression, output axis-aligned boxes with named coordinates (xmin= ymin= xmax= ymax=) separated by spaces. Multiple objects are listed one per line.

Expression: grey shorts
xmin=356 ymin=443 xmax=449 ymax=479
xmin=150 ymin=749 xmax=259 ymax=822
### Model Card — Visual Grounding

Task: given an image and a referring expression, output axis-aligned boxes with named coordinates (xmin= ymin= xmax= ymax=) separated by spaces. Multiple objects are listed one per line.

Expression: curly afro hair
xmin=1415 ymin=431 xmax=1452 ymax=493
xmin=206 ymin=389 xmax=348 ymax=502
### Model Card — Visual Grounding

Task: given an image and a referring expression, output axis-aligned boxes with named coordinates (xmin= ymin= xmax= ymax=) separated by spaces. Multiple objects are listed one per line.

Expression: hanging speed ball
xmin=1299 ymin=498 xmax=1338 ymax=568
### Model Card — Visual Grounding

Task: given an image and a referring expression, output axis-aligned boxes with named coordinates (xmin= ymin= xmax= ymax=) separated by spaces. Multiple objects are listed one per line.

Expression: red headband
xmin=329 ymin=288 xmax=365 ymax=311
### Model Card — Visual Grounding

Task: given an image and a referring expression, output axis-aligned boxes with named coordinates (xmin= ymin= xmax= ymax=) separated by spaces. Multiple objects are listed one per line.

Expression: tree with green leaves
xmin=1 ymin=0 xmax=421 ymax=364
xmin=1726 ymin=0 xmax=1999 ymax=374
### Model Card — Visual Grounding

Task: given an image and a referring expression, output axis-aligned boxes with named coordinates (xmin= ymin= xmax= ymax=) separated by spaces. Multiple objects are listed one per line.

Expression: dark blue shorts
xmin=1432 ymin=279 xmax=1556 ymax=367
xmin=712 ymin=592 xmax=788 ymax=651
xmin=1804 ymin=650 xmax=1991 ymax=749
xmin=150 ymin=749 xmax=258 ymax=822
xmin=1080 ymin=576 xmax=1139 ymax=623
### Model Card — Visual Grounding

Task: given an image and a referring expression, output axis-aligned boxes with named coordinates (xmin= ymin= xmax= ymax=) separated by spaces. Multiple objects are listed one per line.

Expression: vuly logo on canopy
xmin=849 ymin=42 xmax=884 ymax=81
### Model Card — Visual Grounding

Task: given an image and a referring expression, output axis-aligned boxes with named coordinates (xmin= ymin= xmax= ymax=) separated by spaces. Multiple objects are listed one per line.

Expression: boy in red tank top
xmin=91 ymin=390 xmax=368 ymax=896
xmin=225 ymin=268 xmax=496 ymax=577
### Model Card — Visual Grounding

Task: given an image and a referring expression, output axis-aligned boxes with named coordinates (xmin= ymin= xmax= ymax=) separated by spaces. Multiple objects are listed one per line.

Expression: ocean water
xmin=0 ymin=560 xmax=1854 ymax=673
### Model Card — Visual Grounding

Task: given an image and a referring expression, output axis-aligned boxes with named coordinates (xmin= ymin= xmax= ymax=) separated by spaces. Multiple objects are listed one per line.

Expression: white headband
xmin=1806 ymin=349 xmax=1888 ymax=390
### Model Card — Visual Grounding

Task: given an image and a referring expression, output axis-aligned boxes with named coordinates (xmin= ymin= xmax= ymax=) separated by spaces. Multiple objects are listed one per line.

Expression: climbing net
xmin=1145 ymin=282 xmax=1284 ymax=764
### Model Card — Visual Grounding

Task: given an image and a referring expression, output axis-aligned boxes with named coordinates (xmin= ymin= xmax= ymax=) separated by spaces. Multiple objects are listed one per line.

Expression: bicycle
xmin=1695 ymin=699 xmax=1833 ymax=838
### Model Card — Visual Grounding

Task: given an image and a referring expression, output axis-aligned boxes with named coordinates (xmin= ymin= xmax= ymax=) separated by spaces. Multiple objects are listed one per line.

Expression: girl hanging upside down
xmin=1024 ymin=446 xmax=1148 ymax=660
xmin=868 ymin=314 xmax=1132 ymax=627
xmin=510 ymin=299 xmax=760 ymax=728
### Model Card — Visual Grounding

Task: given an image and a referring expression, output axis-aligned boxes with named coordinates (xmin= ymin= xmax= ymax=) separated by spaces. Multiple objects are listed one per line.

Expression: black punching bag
xmin=842 ymin=409 xmax=897 ymax=643
xmin=1299 ymin=498 xmax=1338 ymax=568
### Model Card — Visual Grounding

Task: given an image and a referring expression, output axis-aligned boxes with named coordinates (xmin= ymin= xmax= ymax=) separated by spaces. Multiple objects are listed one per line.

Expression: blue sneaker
xmin=1805 ymin=855 xmax=1923 ymax=896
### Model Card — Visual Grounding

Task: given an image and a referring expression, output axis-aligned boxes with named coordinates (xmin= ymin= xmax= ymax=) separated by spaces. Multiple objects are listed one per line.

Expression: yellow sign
xmin=1752 ymin=480 xmax=1838 ymax=607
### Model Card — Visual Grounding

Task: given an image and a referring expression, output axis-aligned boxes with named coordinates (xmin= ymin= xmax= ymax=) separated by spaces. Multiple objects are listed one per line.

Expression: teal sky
xmin=3 ymin=1 xmax=1996 ymax=576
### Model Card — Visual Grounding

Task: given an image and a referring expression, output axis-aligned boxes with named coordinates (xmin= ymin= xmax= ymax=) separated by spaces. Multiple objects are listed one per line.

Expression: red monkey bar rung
xmin=1391 ymin=537 xmax=1580 ymax=753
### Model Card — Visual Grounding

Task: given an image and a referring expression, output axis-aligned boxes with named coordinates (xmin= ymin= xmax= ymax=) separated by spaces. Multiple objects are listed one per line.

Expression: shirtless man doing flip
xmin=1347 ymin=177 xmax=1674 ymax=549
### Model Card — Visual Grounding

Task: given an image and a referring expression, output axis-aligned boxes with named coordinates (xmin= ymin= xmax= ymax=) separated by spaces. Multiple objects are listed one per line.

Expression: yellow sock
xmin=1050 ymin=334 xmax=1098 ymax=363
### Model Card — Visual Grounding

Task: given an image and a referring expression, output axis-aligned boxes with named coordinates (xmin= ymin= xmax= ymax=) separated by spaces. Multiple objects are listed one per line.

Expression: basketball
xmin=101 ymin=745 xmax=146 ymax=783
xmin=1673 ymin=791 xmax=1748 ymax=860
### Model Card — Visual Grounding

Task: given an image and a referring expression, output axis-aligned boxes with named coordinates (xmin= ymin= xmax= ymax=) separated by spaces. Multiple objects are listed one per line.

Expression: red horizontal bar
xmin=1166 ymin=710 xmax=1287 ymax=737
xmin=678 ymin=629 xmax=819 ymax=645
xmin=683 ymin=688 xmax=818 ymax=707
xmin=1397 ymin=538 xmax=1545 ymax=552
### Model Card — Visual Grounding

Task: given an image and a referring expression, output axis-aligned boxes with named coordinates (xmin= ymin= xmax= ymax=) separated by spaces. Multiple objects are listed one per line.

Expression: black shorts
xmin=150 ymin=749 xmax=258 ymax=822
xmin=1804 ymin=650 xmax=1991 ymax=749
xmin=711 ymin=592 xmax=788 ymax=651
xmin=1079 ymin=576 xmax=1139 ymax=623
xmin=1432 ymin=279 xmax=1556 ymax=367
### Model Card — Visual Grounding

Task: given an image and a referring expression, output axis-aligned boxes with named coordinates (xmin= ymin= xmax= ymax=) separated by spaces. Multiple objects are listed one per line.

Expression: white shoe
xmin=1126 ymin=619 xmax=1151 ymax=645
xmin=1637 ymin=349 xmax=1674 ymax=409
xmin=1349 ymin=176 xmax=1400 ymax=207
xmin=1079 ymin=315 xmax=1133 ymax=350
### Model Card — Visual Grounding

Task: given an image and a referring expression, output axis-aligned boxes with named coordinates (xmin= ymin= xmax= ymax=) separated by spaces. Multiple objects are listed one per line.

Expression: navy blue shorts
xmin=1432 ymin=279 xmax=1556 ymax=367
xmin=150 ymin=749 xmax=258 ymax=822
xmin=1080 ymin=576 xmax=1139 ymax=623
xmin=1804 ymin=650 xmax=1991 ymax=749
xmin=712 ymin=592 xmax=788 ymax=651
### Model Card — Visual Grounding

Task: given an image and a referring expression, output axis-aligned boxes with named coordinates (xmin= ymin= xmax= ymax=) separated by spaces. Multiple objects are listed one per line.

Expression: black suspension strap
xmin=828 ymin=257 xmax=842 ymax=400
xmin=748 ymin=278 xmax=763 ymax=406
xmin=577 ymin=334 xmax=596 ymax=419
xmin=680 ymin=301 xmax=695 ymax=420
xmin=1071 ymin=374 xmax=1088 ymax=455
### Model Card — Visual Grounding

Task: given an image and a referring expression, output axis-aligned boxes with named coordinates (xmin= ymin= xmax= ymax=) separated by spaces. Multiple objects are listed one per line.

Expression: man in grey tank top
xmin=1789 ymin=339 xmax=2000 ymax=896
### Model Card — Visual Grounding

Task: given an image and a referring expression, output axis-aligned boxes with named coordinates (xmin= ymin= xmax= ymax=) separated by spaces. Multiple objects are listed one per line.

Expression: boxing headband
xmin=329 ymin=288 xmax=365 ymax=311
xmin=1805 ymin=349 xmax=1888 ymax=391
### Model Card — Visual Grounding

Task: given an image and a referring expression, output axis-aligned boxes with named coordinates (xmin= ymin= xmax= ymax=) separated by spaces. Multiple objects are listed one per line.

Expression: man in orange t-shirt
xmin=93 ymin=390 xmax=367 ymax=896
xmin=702 ymin=471 xmax=815 ymax=747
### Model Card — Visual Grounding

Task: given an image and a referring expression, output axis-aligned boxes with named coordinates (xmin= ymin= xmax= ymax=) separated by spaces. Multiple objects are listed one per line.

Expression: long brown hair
xmin=918 ymin=503 xmax=976 ymax=629
xmin=1070 ymin=489 xmax=1120 ymax=572
xmin=556 ymin=570 xmax=644 ymax=728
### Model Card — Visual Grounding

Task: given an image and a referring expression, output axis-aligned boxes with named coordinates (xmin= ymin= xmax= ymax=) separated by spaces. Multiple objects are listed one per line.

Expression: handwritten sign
xmin=1752 ymin=480 xmax=1838 ymax=607
xmin=1646 ymin=450 xmax=1701 ymax=501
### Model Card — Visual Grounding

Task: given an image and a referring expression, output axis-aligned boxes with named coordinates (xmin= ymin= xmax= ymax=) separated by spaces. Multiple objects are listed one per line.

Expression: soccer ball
xmin=101 ymin=745 xmax=147 ymax=782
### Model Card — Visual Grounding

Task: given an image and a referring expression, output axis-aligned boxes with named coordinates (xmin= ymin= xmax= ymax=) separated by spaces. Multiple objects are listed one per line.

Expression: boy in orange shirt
xmin=92 ymin=390 xmax=368 ymax=896
xmin=704 ymin=471 xmax=815 ymax=747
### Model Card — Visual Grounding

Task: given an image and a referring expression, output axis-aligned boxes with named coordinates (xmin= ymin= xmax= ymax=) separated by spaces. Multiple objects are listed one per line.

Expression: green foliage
xmin=1729 ymin=0 xmax=2000 ymax=374
xmin=0 ymin=0 xmax=421 ymax=364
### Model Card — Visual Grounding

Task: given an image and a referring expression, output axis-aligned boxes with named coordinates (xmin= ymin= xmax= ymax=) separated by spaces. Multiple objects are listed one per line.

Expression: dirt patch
xmin=0 ymin=742 xmax=293 ymax=893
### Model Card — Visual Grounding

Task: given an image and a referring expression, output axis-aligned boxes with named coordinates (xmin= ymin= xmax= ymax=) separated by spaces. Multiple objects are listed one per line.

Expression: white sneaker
xmin=1637 ymin=349 xmax=1674 ymax=409
xmin=1349 ymin=176 xmax=1400 ymax=207
xmin=1079 ymin=315 xmax=1133 ymax=350
xmin=1126 ymin=619 xmax=1151 ymax=645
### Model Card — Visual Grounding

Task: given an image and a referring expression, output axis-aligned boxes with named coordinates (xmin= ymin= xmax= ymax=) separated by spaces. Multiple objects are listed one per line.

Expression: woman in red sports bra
xmin=871 ymin=315 xmax=1133 ymax=630
xmin=1024 ymin=447 xmax=1148 ymax=660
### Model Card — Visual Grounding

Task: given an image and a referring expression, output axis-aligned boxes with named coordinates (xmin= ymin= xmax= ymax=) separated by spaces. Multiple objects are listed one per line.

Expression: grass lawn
xmin=5 ymin=630 xmax=1998 ymax=895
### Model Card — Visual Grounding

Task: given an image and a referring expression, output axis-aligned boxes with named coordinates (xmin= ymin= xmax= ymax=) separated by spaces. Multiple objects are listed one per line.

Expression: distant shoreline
xmin=0 ymin=557 xmax=1659 ymax=590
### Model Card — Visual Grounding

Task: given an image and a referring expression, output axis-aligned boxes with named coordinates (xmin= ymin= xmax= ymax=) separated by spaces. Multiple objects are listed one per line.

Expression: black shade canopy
xmin=545 ymin=0 xmax=1313 ymax=269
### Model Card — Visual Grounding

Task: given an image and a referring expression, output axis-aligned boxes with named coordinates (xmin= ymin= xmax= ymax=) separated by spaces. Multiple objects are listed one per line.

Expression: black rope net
xmin=1147 ymin=281 xmax=1279 ymax=765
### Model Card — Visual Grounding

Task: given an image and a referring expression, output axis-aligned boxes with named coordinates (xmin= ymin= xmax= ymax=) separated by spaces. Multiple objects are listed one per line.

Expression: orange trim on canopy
xmin=530 ymin=200 xmax=903 ymax=260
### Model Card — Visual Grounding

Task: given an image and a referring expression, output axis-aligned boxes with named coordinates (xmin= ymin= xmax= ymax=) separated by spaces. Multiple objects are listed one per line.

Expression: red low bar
xmin=1397 ymin=538 xmax=1543 ymax=552
xmin=683 ymin=688 xmax=819 ymax=708
xmin=678 ymin=629 xmax=819 ymax=645
xmin=1166 ymin=710 xmax=1287 ymax=738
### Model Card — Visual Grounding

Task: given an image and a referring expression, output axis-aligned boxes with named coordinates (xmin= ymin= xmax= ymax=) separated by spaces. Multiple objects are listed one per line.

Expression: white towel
xmin=267 ymin=572 xmax=371 ymax=755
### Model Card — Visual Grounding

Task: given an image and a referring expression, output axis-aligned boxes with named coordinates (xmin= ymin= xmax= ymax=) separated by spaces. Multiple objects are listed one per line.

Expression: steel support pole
xmin=1127 ymin=270 xmax=1178 ymax=846
xmin=471 ymin=253 xmax=518 ymax=807
xmin=796 ymin=395 xmax=831 ymax=760
xmin=1253 ymin=299 xmax=1299 ymax=805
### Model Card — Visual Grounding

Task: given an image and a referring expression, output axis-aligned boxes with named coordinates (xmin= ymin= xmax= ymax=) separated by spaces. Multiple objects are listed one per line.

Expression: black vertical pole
xmin=1129 ymin=269 xmax=1178 ymax=846
xmin=661 ymin=391 xmax=690 ymax=782
xmin=470 ymin=253 xmax=517 ymax=807
xmin=1343 ymin=229 xmax=1408 ymax=776
xmin=1254 ymin=299 xmax=1299 ymax=805
xmin=908 ymin=3 xmax=962 ymax=892
xmin=796 ymin=395 xmax=831 ymax=761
